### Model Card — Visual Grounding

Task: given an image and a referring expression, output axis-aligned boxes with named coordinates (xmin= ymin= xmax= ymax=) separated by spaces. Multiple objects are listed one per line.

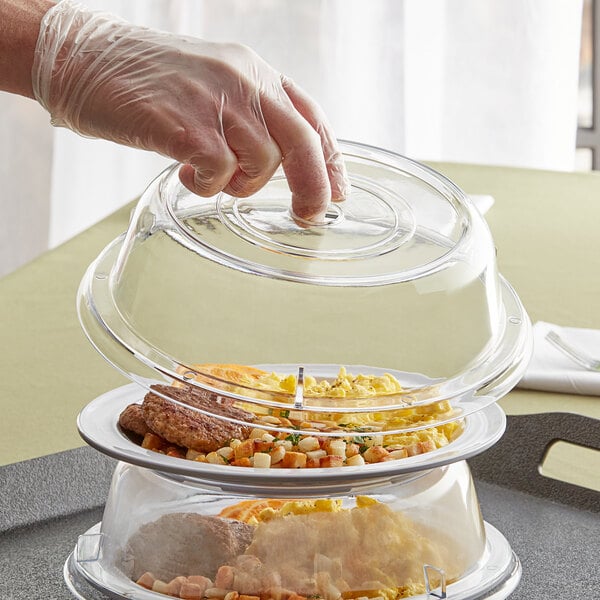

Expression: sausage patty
xmin=126 ymin=512 xmax=255 ymax=581
xmin=141 ymin=384 xmax=255 ymax=452
xmin=118 ymin=403 xmax=152 ymax=437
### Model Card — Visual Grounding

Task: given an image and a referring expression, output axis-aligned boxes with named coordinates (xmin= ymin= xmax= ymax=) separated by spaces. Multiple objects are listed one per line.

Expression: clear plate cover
xmin=64 ymin=461 xmax=521 ymax=600
xmin=70 ymin=143 xmax=528 ymax=599
xmin=77 ymin=141 xmax=531 ymax=450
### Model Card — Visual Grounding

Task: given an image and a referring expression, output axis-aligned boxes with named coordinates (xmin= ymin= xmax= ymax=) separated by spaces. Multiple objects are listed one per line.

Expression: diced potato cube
xmin=363 ymin=446 xmax=389 ymax=463
xmin=152 ymin=580 xmax=170 ymax=594
xmin=306 ymin=449 xmax=327 ymax=461
xmin=141 ymin=433 xmax=167 ymax=451
xmin=253 ymin=452 xmax=272 ymax=469
xmin=346 ymin=454 xmax=365 ymax=466
xmin=186 ymin=448 xmax=203 ymax=460
xmin=224 ymin=592 xmax=240 ymax=600
xmin=229 ymin=438 xmax=242 ymax=449
xmin=261 ymin=432 xmax=277 ymax=442
xmin=188 ymin=575 xmax=212 ymax=594
xmin=215 ymin=566 xmax=235 ymax=589
xmin=166 ymin=446 xmax=186 ymax=458
xmin=259 ymin=415 xmax=281 ymax=425
xmin=231 ymin=457 xmax=252 ymax=467
xmin=167 ymin=576 xmax=188 ymax=596
xmin=217 ymin=446 xmax=234 ymax=461
xmin=181 ymin=582 xmax=205 ymax=599
xmin=205 ymin=588 xmax=230 ymax=599
xmin=328 ymin=440 xmax=347 ymax=457
xmin=206 ymin=451 xmax=227 ymax=465
xmin=235 ymin=439 xmax=254 ymax=460
xmin=320 ymin=455 xmax=344 ymax=468
xmin=270 ymin=445 xmax=286 ymax=465
xmin=275 ymin=439 xmax=293 ymax=451
xmin=250 ymin=428 xmax=268 ymax=439
xmin=136 ymin=572 xmax=155 ymax=589
xmin=388 ymin=448 xmax=408 ymax=460
xmin=298 ymin=436 xmax=320 ymax=452
xmin=253 ymin=439 xmax=275 ymax=453
xmin=281 ymin=451 xmax=307 ymax=469
xmin=345 ymin=443 xmax=360 ymax=458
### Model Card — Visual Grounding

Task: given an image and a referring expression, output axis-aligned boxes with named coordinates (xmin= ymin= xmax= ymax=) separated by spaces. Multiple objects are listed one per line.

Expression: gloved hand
xmin=32 ymin=1 xmax=348 ymax=222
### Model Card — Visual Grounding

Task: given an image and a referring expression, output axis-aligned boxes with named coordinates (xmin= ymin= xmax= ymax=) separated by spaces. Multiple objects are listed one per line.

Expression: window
xmin=576 ymin=0 xmax=599 ymax=170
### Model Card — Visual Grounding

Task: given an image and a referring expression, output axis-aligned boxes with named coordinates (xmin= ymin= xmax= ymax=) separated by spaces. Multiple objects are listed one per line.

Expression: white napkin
xmin=518 ymin=321 xmax=600 ymax=396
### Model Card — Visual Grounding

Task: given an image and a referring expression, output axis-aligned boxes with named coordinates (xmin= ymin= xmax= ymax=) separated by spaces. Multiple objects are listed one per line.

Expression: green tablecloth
xmin=1 ymin=163 xmax=599 ymax=485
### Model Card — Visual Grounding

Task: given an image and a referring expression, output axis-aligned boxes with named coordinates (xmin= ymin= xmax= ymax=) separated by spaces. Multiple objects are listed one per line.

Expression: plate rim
xmin=77 ymin=383 xmax=506 ymax=485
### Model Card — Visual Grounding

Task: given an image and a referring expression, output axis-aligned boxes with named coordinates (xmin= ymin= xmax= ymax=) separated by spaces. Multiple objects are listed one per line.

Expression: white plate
xmin=78 ymin=383 xmax=506 ymax=489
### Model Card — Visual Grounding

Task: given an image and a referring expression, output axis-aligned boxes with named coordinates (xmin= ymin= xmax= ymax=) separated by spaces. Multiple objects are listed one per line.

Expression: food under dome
xmin=65 ymin=461 xmax=521 ymax=600
xmin=77 ymin=141 xmax=531 ymax=436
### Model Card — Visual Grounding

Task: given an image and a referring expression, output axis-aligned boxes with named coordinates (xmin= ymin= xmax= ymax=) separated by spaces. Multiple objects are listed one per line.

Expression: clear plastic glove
xmin=32 ymin=0 xmax=348 ymax=222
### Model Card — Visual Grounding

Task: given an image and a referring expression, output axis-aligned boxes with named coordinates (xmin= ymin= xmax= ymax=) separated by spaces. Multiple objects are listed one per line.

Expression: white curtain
xmin=0 ymin=0 xmax=582 ymax=277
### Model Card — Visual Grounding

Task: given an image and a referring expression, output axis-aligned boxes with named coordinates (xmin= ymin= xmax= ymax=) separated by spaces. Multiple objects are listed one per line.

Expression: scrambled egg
xmin=242 ymin=498 xmax=453 ymax=600
xmin=177 ymin=363 xmax=463 ymax=447
xmin=251 ymin=367 xmax=459 ymax=442
xmin=253 ymin=366 xmax=404 ymax=398
xmin=255 ymin=498 xmax=344 ymax=523
xmin=224 ymin=496 xmax=379 ymax=525
xmin=178 ymin=364 xmax=404 ymax=398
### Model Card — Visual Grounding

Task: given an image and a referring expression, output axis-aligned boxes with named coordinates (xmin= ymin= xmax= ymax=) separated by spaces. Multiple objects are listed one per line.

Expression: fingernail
xmin=329 ymin=157 xmax=350 ymax=202
xmin=332 ymin=175 xmax=351 ymax=202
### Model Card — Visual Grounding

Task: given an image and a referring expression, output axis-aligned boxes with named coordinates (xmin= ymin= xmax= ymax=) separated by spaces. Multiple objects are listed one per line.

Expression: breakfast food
xmin=118 ymin=403 xmax=151 ymax=437
xmin=218 ymin=499 xmax=293 ymax=523
xmin=126 ymin=513 xmax=254 ymax=583
xmin=118 ymin=365 xmax=463 ymax=468
xmin=129 ymin=497 xmax=461 ymax=600
xmin=179 ymin=363 xmax=406 ymax=400
xmin=141 ymin=384 xmax=255 ymax=452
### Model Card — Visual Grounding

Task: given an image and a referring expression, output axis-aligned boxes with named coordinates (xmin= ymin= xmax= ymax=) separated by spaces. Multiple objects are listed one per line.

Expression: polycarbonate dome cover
xmin=77 ymin=141 xmax=531 ymax=436
xmin=65 ymin=461 xmax=522 ymax=600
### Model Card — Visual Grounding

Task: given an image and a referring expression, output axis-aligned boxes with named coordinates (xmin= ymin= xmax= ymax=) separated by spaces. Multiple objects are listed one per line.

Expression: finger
xmin=260 ymin=96 xmax=330 ymax=222
xmin=177 ymin=133 xmax=238 ymax=197
xmin=221 ymin=115 xmax=282 ymax=197
xmin=280 ymin=76 xmax=349 ymax=203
